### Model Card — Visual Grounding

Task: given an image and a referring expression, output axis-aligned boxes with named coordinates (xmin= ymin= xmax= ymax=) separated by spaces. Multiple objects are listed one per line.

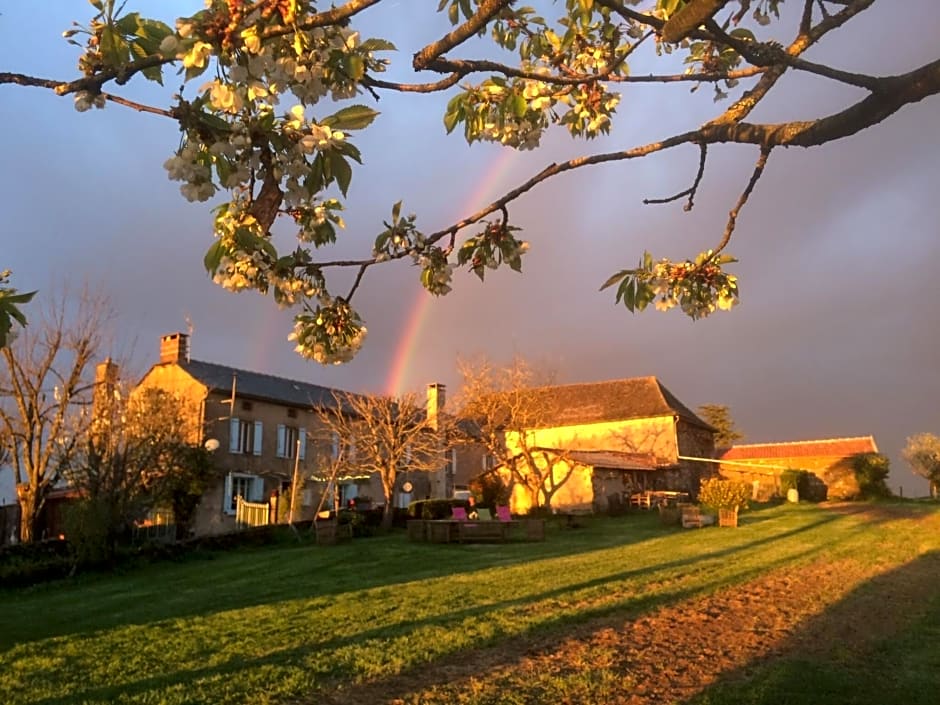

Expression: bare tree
xmin=316 ymin=391 xmax=447 ymax=530
xmin=456 ymin=356 xmax=574 ymax=511
xmin=0 ymin=288 xmax=111 ymax=542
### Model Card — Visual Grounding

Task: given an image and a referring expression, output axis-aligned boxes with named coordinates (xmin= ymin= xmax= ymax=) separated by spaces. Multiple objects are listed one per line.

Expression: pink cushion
xmin=496 ymin=506 xmax=512 ymax=522
xmin=451 ymin=507 xmax=468 ymax=521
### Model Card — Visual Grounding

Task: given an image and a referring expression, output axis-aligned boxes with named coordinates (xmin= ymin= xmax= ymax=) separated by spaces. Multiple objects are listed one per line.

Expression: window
xmin=482 ymin=453 xmax=497 ymax=472
xmin=223 ymin=472 xmax=264 ymax=514
xmin=276 ymin=425 xmax=306 ymax=460
xmin=229 ymin=418 xmax=262 ymax=455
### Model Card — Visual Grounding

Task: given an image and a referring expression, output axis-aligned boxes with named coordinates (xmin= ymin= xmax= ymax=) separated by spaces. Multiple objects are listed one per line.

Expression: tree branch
xmin=414 ymin=0 xmax=514 ymax=71
xmin=643 ymin=143 xmax=708 ymax=211
xmin=713 ymin=146 xmax=772 ymax=256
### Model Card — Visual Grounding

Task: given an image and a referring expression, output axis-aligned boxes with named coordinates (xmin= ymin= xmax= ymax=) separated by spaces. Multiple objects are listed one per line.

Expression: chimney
xmin=160 ymin=332 xmax=190 ymax=364
xmin=427 ymin=383 xmax=446 ymax=431
xmin=92 ymin=358 xmax=120 ymax=438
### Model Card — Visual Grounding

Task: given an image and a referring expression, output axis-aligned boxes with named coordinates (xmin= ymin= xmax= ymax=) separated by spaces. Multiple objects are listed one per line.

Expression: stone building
xmin=718 ymin=436 xmax=879 ymax=500
xmin=457 ymin=376 xmax=716 ymax=514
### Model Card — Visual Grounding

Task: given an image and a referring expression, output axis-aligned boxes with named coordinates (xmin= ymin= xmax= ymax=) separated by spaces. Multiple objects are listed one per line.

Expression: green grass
xmin=2 ymin=503 xmax=939 ymax=704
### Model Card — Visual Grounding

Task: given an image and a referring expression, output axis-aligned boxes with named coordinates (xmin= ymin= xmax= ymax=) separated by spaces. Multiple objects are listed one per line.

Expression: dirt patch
xmin=308 ymin=507 xmax=940 ymax=705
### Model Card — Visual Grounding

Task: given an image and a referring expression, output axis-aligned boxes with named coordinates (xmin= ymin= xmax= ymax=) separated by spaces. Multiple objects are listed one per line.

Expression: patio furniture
xmin=681 ymin=504 xmax=704 ymax=529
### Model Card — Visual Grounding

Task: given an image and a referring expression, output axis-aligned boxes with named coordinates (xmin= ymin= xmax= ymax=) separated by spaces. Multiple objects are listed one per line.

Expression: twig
xmin=346 ymin=264 xmax=369 ymax=301
xmin=104 ymin=93 xmax=176 ymax=118
xmin=643 ymin=143 xmax=708 ymax=211
xmin=713 ymin=146 xmax=771 ymax=256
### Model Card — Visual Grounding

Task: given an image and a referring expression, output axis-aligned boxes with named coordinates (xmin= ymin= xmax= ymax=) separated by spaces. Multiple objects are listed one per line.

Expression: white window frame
xmin=276 ymin=425 xmax=306 ymax=460
xmin=229 ymin=418 xmax=263 ymax=455
xmin=223 ymin=472 xmax=264 ymax=515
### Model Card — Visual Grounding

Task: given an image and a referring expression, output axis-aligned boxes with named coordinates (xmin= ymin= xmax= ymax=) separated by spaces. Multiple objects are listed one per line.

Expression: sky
xmin=1 ymin=0 xmax=938 ymax=501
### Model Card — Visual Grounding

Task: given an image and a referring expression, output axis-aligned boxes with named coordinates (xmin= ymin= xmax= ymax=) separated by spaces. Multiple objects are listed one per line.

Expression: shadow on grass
xmin=3 ymin=508 xmax=846 ymax=654
xmin=689 ymin=550 xmax=940 ymax=705
xmin=22 ymin=539 xmax=839 ymax=705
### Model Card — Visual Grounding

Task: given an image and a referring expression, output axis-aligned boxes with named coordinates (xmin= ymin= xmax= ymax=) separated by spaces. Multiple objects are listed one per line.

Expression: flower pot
xmin=718 ymin=507 xmax=739 ymax=528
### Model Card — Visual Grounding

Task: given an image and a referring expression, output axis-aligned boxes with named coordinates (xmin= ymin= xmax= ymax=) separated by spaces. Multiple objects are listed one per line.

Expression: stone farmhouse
xmin=134 ymin=333 xmax=374 ymax=535
xmin=455 ymin=377 xmax=717 ymax=514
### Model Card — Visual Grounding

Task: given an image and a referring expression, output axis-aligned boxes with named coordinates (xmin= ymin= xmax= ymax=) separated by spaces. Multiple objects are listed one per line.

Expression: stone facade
xmin=718 ymin=437 xmax=879 ymax=501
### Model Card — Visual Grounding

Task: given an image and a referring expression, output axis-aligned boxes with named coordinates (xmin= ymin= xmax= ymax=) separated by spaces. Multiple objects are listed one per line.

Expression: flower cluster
xmin=457 ymin=222 xmax=530 ymax=282
xmin=418 ymin=247 xmax=455 ymax=296
xmin=289 ymin=299 xmax=367 ymax=365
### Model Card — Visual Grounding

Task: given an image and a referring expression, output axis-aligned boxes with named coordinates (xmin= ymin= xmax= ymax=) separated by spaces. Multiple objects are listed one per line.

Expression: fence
xmin=236 ymin=496 xmax=271 ymax=529
xmin=132 ymin=509 xmax=176 ymax=544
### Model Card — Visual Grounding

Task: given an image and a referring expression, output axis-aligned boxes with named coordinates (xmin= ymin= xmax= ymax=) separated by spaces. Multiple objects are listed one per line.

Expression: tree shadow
xmin=2 ymin=509 xmax=844 ymax=653
xmin=688 ymin=550 xmax=940 ymax=705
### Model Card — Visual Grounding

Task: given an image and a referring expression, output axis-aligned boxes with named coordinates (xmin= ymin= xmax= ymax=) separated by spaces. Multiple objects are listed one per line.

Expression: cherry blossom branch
xmin=413 ymin=0 xmax=514 ymax=71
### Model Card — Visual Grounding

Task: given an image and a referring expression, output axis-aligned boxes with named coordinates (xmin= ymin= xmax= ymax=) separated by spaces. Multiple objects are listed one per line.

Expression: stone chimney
xmin=160 ymin=332 xmax=190 ymax=364
xmin=92 ymin=358 xmax=120 ymax=439
xmin=427 ymin=383 xmax=446 ymax=431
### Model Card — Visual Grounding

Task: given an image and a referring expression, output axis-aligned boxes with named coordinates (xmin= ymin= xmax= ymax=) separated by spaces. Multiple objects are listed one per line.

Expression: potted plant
xmin=697 ymin=478 xmax=751 ymax=527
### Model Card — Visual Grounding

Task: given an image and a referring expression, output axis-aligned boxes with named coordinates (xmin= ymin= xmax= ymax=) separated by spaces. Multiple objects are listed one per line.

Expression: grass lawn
xmin=2 ymin=502 xmax=939 ymax=704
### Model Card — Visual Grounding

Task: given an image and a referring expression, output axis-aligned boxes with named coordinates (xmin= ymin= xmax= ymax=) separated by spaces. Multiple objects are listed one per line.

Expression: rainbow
xmin=384 ymin=147 xmax=520 ymax=397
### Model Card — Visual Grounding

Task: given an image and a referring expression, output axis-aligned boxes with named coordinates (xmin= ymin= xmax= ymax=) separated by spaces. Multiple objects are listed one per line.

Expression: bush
xmin=698 ymin=478 xmax=751 ymax=512
xmin=0 ymin=539 xmax=72 ymax=589
xmin=852 ymin=453 xmax=892 ymax=499
xmin=406 ymin=498 xmax=470 ymax=520
xmin=779 ymin=469 xmax=828 ymax=502
xmin=469 ymin=472 xmax=510 ymax=509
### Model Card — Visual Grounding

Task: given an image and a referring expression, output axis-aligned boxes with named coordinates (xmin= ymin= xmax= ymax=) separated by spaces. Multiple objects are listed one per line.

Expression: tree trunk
xmin=16 ymin=483 xmax=39 ymax=543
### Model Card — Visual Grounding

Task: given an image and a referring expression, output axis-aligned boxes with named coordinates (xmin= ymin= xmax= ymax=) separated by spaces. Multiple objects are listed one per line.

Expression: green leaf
xmin=203 ymin=241 xmax=225 ymax=273
xmin=343 ymin=54 xmax=365 ymax=81
xmin=360 ymin=38 xmax=396 ymax=52
xmin=99 ymin=26 xmax=129 ymax=66
xmin=323 ymin=105 xmax=380 ymax=131
xmin=599 ymin=270 xmax=628 ymax=291
xmin=115 ymin=12 xmax=141 ymax=36
xmin=511 ymin=94 xmax=527 ymax=118
xmin=391 ymin=200 xmax=402 ymax=223
xmin=330 ymin=152 xmax=353 ymax=196
xmin=335 ymin=140 xmax=362 ymax=164
xmin=443 ymin=109 xmax=460 ymax=134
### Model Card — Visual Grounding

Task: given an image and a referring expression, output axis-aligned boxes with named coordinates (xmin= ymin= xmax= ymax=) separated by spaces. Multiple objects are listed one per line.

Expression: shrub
xmin=851 ymin=453 xmax=892 ymax=499
xmin=406 ymin=498 xmax=470 ymax=520
xmin=698 ymin=478 xmax=751 ymax=512
xmin=779 ymin=469 xmax=828 ymax=502
xmin=470 ymin=472 xmax=510 ymax=509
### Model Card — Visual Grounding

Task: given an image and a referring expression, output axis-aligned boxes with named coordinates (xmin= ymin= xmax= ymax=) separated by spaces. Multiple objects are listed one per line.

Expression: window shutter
xmin=276 ymin=425 xmax=286 ymax=458
xmin=298 ymin=428 xmax=306 ymax=460
xmin=253 ymin=420 xmax=263 ymax=456
xmin=229 ymin=418 xmax=240 ymax=453
xmin=223 ymin=473 xmax=233 ymax=514
xmin=250 ymin=475 xmax=264 ymax=502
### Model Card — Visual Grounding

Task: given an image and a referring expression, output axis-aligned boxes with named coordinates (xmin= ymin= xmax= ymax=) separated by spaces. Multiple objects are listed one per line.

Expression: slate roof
xmin=499 ymin=376 xmax=712 ymax=430
xmin=719 ymin=436 xmax=878 ymax=461
xmin=175 ymin=359 xmax=347 ymax=410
